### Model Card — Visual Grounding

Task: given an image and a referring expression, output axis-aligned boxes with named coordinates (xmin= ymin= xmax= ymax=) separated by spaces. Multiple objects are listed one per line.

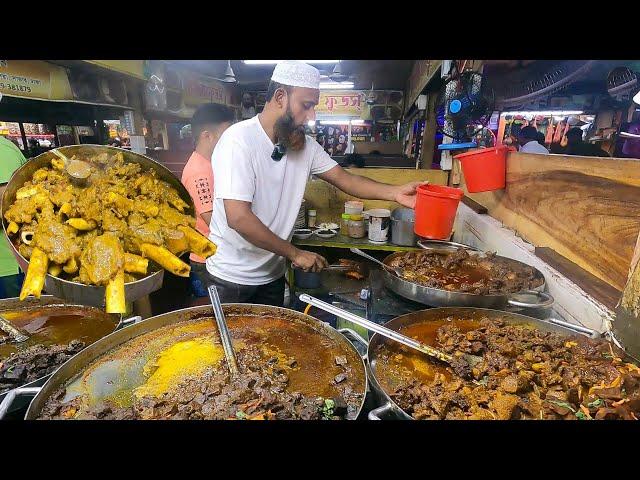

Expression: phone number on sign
xmin=0 ymin=83 xmax=32 ymax=93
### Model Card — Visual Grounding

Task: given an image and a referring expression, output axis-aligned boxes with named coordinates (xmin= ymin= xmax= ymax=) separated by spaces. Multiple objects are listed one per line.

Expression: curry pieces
xmin=39 ymin=344 xmax=350 ymax=420
xmin=383 ymin=318 xmax=640 ymax=420
xmin=388 ymin=248 xmax=543 ymax=294
xmin=4 ymin=151 xmax=217 ymax=313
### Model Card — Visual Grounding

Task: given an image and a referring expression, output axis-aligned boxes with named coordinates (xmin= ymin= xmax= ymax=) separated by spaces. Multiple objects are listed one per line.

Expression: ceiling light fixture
xmin=320 ymin=81 xmax=354 ymax=90
xmin=243 ymin=60 xmax=340 ymax=65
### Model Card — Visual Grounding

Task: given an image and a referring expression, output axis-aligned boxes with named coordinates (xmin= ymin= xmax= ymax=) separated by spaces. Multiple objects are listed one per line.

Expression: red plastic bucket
xmin=414 ymin=184 xmax=464 ymax=240
xmin=454 ymin=145 xmax=509 ymax=193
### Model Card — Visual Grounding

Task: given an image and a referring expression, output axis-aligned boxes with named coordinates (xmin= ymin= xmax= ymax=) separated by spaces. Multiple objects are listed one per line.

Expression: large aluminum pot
xmin=381 ymin=250 xmax=554 ymax=312
xmin=0 ymin=295 xmax=123 ymax=413
xmin=0 ymin=304 xmax=368 ymax=420
xmin=1 ymin=145 xmax=195 ymax=308
xmin=365 ymin=307 xmax=604 ymax=420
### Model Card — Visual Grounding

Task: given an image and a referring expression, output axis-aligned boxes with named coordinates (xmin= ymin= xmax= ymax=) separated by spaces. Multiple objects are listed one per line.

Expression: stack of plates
xmin=294 ymin=199 xmax=306 ymax=229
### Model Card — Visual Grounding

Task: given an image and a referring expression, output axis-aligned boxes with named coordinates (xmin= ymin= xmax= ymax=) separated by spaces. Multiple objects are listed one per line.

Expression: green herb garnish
xmin=320 ymin=399 xmax=335 ymax=419
xmin=236 ymin=411 xmax=247 ymax=420
xmin=587 ymin=399 xmax=603 ymax=408
xmin=548 ymin=400 xmax=576 ymax=413
xmin=575 ymin=411 xmax=589 ymax=420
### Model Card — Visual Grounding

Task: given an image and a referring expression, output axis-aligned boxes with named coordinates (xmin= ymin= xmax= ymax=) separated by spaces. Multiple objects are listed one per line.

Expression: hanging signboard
xmin=0 ymin=60 xmax=72 ymax=101
xmin=316 ymin=91 xmax=365 ymax=117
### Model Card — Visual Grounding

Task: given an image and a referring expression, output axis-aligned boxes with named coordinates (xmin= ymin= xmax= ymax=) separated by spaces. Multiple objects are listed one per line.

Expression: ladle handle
xmin=299 ymin=294 xmax=452 ymax=364
xmin=350 ymin=248 xmax=392 ymax=271
xmin=208 ymin=285 xmax=240 ymax=377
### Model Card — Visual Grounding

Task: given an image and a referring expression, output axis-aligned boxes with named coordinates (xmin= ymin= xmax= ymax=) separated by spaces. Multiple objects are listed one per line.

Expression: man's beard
xmin=274 ymin=108 xmax=306 ymax=151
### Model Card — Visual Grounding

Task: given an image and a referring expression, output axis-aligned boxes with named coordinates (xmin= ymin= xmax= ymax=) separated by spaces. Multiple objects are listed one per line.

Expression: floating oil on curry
xmin=38 ymin=315 xmax=365 ymax=420
xmin=374 ymin=316 xmax=640 ymax=420
xmin=0 ymin=305 xmax=118 ymax=395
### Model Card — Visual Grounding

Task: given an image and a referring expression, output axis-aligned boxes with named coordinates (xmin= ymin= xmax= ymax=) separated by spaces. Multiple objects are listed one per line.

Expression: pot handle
xmin=544 ymin=317 xmax=600 ymax=339
xmin=507 ymin=290 xmax=554 ymax=309
xmin=417 ymin=239 xmax=481 ymax=252
xmin=338 ymin=328 xmax=369 ymax=361
xmin=368 ymin=402 xmax=395 ymax=421
xmin=116 ymin=315 xmax=143 ymax=330
xmin=0 ymin=386 xmax=41 ymax=420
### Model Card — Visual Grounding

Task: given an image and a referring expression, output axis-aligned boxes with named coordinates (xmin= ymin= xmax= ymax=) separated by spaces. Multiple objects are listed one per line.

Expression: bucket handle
xmin=0 ymin=387 xmax=41 ymax=419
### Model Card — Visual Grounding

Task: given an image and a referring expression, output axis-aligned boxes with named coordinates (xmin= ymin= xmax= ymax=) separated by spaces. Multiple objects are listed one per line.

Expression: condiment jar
xmin=348 ymin=214 xmax=366 ymax=239
xmin=340 ymin=213 xmax=350 ymax=235
xmin=307 ymin=209 xmax=317 ymax=228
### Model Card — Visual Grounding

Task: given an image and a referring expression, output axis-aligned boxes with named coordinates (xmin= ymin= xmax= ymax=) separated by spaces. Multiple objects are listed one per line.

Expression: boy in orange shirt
xmin=181 ymin=103 xmax=234 ymax=296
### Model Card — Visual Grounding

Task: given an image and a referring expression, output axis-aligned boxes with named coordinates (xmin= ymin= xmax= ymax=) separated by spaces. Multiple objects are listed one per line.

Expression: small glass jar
xmin=307 ymin=209 xmax=317 ymax=228
xmin=340 ymin=213 xmax=350 ymax=235
xmin=348 ymin=214 xmax=366 ymax=239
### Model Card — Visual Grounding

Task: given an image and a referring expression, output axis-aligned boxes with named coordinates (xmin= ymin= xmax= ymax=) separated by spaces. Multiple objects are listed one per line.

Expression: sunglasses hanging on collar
xmin=271 ymin=143 xmax=286 ymax=161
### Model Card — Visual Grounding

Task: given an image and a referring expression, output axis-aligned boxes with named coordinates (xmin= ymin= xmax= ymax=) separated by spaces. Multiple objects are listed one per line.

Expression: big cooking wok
xmin=0 ymin=145 xmax=195 ymax=308
xmin=380 ymin=248 xmax=554 ymax=310
xmin=0 ymin=295 xmax=124 ymax=413
xmin=0 ymin=304 xmax=368 ymax=420
xmin=365 ymin=307 xmax=620 ymax=421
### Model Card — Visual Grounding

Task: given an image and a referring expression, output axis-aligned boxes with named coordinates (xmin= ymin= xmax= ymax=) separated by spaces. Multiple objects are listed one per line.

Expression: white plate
xmin=317 ymin=222 xmax=339 ymax=230
xmin=314 ymin=229 xmax=338 ymax=239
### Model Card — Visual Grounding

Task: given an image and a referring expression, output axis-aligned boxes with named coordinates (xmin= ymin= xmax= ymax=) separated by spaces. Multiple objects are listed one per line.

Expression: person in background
xmin=241 ymin=93 xmax=257 ymax=120
xmin=0 ymin=94 xmax=28 ymax=298
xmin=517 ymin=126 xmax=549 ymax=154
xmin=181 ymin=103 xmax=234 ymax=297
xmin=536 ymin=131 xmax=547 ymax=148
xmin=564 ymin=127 xmax=610 ymax=157
xmin=108 ymin=137 xmax=122 ymax=148
xmin=207 ymin=61 xmax=424 ymax=306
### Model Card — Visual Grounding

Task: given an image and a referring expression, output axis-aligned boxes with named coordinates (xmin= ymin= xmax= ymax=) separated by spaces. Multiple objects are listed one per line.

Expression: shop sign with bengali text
xmin=316 ymin=91 xmax=365 ymax=117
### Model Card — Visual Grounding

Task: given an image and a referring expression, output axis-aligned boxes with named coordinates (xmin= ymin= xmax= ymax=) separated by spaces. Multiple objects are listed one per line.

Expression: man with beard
xmin=241 ymin=93 xmax=257 ymax=120
xmin=207 ymin=61 xmax=424 ymax=306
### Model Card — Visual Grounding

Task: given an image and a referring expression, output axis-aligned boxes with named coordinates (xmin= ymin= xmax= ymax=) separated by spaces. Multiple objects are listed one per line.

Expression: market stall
xmin=1 ymin=59 xmax=639 ymax=422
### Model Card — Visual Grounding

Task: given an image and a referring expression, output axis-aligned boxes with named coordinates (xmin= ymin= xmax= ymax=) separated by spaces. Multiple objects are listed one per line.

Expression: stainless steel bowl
xmin=1 ymin=145 xmax=195 ymax=308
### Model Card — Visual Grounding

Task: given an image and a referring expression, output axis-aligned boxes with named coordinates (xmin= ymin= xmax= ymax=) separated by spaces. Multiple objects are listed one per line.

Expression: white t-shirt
xmin=519 ymin=140 xmax=549 ymax=154
xmin=207 ymin=115 xmax=338 ymax=285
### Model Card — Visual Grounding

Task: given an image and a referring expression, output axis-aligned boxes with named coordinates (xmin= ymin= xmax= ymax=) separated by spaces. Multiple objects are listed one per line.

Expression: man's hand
xmin=393 ymin=181 xmax=428 ymax=209
xmin=289 ymin=248 xmax=328 ymax=272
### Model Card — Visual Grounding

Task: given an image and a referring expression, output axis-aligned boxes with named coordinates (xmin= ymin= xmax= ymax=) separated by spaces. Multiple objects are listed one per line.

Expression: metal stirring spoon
xmin=299 ymin=294 xmax=483 ymax=376
xmin=208 ymin=285 xmax=239 ymax=378
xmin=350 ymin=248 xmax=403 ymax=277
xmin=0 ymin=313 xmax=29 ymax=343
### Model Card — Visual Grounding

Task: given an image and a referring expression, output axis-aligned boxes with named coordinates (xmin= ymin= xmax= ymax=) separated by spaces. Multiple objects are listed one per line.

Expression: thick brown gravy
xmin=0 ymin=306 xmax=118 ymax=360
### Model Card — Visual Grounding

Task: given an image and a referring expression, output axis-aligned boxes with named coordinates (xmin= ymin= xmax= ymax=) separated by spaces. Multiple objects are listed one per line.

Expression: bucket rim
xmin=417 ymin=184 xmax=464 ymax=200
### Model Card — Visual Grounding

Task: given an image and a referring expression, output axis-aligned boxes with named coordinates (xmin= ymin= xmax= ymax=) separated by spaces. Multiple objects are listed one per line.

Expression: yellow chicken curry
xmin=4 ymin=150 xmax=217 ymax=313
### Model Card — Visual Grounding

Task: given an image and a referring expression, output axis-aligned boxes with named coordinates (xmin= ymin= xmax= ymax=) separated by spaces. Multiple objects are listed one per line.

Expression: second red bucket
xmin=454 ymin=145 xmax=509 ymax=193
xmin=414 ymin=184 xmax=464 ymax=240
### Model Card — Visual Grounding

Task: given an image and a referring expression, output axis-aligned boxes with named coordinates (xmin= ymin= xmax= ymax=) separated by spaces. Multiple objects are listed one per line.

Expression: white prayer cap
xmin=271 ymin=61 xmax=320 ymax=89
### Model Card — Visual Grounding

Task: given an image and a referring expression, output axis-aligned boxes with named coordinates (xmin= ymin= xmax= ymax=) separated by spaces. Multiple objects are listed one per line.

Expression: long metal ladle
xmin=208 ymin=285 xmax=239 ymax=378
xmin=0 ymin=313 xmax=29 ymax=343
xmin=299 ymin=294 xmax=483 ymax=372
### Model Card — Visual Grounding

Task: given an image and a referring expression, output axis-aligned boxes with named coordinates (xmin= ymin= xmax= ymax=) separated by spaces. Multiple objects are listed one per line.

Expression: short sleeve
xmin=212 ymin=137 xmax=256 ymax=202
xmin=183 ymin=171 xmax=213 ymax=215
xmin=308 ymin=137 xmax=338 ymax=176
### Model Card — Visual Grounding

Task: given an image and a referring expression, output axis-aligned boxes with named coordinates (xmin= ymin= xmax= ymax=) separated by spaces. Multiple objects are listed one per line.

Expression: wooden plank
xmin=458 ymin=152 xmax=640 ymax=291
xmin=304 ymin=168 xmax=448 ymax=224
xmin=461 ymin=196 xmax=487 ymax=214
xmin=404 ymin=60 xmax=442 ymax=116
xmin=616 ymin=230 xmax=640 ymax=358
xmin=454 ymin=203 xmax=615 ymax=332
xmin=535 ymin=247 xmax=621 ymax=311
